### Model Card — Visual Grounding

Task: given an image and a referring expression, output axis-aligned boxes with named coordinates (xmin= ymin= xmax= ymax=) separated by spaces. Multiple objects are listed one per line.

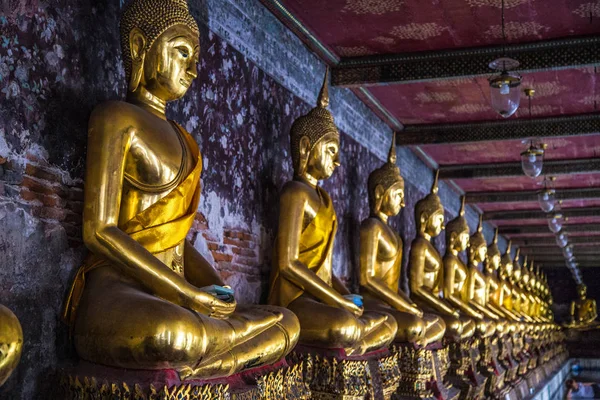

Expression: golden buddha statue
xmin=466 ymin=215 xmax=501 ymax=331
xmin=498 ymin=241 xmax=519 ymax=320
xmin=513 ymin=254 xmax=532 ymax=323
xmin=62 ymin=0 xmax=300 ymax=379
xmin=409 ymin=172 xmax=474 ymax=342
xmin=442 ymin=198 xmax=493 ymax=338
xmin=0 ymin=304 xmax=22 ymax=386
xmin=485 ymin=229 xmax=519 ymax=322
xmin=268 ymin=70 xmax=396 ymax=356
xmin=569 ymin=284 xmax=598 ymax=327
xmin=359 ymin=135 xmax=445 ymax=347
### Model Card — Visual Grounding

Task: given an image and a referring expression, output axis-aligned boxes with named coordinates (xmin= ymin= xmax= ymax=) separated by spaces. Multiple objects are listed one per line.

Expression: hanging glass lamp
xmin=521 ymin=143 xmax=544 ymax=178
xmin=538 ymin=188 xmax=556 ymax=212
xmin=548 ymin=213 xmax=563 ymax=233
xmin=488 ymin=58 xmax=522 ymax=118
xmin=555 ymin=232 xmax=568 ymax=248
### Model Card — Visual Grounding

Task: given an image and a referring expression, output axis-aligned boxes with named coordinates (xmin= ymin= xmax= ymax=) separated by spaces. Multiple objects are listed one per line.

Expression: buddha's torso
xmin=115 ymin=102 xmax=196 ymax=274
xmin=470 ymin=267 xmax=488 ymax=306
xmin=445 ymin=254 xmax=468 ymax=296
xmin=576 ymin=298 xmax=596 ymax=321
xmin=373 ymin=219 xmax=402 ymax=290
xmin=487 ymin=272 xmax=502 ymax=306
xmin=415 ymin=238 xmax=443 ymax=292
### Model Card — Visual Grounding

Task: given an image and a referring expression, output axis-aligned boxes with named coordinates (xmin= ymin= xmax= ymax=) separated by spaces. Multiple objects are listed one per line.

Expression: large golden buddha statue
xmin=513 ymin=254 xmax=533 ymax=323
xmin=268 ymin=70 xmax=396 ymax=356
xmin=442 ymin=198 xmax=491 ymax=337
xmin=62 ymin=0 xmax=299 ymax=379
xmin=0 ymin=304 xmax=22 ymax=386
xmin=466 ymin=215 xmax=501 ymax=329
xmin=485 ymin=229 xmax=518 ymax=322
xmin=359 ymin=135 xmax=445 ymax=347
xmin=409 ymin=172 xmax=474 ymax=342
xmin=569 ymin=284 xmax=598 ymax=327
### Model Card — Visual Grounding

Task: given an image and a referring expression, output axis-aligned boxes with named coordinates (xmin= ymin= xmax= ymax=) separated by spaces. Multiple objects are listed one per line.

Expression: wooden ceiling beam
xmin=483 ymin=207 xmax=600 ymax=221
xmin=512 ymin=236 xmax=600 ymax=246
xmin=465 ymin=188 xmax=600 ymax=203
xmin=499 ymin=224 xmax=600 ymax=235
xmin=396 ymin=113 xmax=600 ymax=146
xmin=439 ymin=158 xmax=600 ymax=180
xmin=332 ymin=35 xmax=600 ymax=87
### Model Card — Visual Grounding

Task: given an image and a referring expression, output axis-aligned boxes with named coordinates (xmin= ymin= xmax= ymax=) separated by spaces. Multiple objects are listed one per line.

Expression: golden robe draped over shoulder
xmin=268 ymin=186 xmax=337 ymax=308
xmin=62 ymin=123 xmax=202 ymax=328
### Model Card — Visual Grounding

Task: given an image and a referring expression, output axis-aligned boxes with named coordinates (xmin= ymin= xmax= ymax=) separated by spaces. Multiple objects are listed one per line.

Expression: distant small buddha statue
xmin=268 ymin=70 xmax=396 ymax=356
xmin=513 ymin=254 xmax=533 ymax=323
xmin=569 ymin=284 xmax=599 ymax=328
xmin=485 ymin=229 xmax=519 ymax=322
xmin=359 ymin=135 xmax=445 ymax=347
xmin=498 ymin=241 xmax=519 ymax=321
xmin=0 ymin=304 xmax=22 ymax=386
xmin=466 ymin=215 xmax=501 ymax=332
xmin=62 ymin=0 xmax=299 ymax=379
xmin=409 ymin=172 xmax=474 ymax=342
xmin=442 ymin=197 xmax=492 ymax=337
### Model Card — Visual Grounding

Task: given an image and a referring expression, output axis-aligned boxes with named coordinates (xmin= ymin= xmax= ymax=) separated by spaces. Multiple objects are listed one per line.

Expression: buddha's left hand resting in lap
xmin=62 ymin=0 xmax=299 ymax=379
xmin=268 ymin=70 xmax=397 ymax=356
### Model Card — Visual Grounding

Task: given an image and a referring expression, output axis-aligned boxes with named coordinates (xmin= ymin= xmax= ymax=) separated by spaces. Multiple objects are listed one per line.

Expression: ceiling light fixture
xmin=488 ymin=0 xmax=522 ymax=118
xmin=538 ymin=177 xmax=556 ymax=213
xmin=547 ymin=213 xmax=563 ymax=233
xmin=555 ymin=232 xmax=568 ymax=248
xmin=521 ymin=142 xmax=545 ymax=178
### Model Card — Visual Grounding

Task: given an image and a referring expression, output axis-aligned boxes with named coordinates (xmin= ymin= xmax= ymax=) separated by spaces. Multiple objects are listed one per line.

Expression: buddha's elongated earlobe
xmin=128 ymin=28 xmax=146 ymax=93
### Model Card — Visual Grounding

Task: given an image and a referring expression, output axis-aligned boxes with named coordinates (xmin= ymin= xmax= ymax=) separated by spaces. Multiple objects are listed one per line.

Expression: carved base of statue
xmin=498 ymin=336 xmax=519 ymax=385
xmin=391 ymin=343 xmax=459 ymax=400
xmin=444 ymin=339 xmax=487 ymax=400
xmin=479 ymin=336 xmax=507 ymax=399
xmin=59 ymin=358 xmax=310 ymax=400
xmin=289 ymin=346 xmax=400 ymax=400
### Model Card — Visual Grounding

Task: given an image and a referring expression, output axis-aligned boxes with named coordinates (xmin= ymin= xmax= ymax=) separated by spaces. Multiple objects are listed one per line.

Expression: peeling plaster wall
xmin=1 ymin=0 xmax=512 ymax=398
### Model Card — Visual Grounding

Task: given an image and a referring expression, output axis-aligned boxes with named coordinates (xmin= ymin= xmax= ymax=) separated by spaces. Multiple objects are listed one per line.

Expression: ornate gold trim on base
xmin=59 ymin=362 xmax=310 ymax=400
xmin=445 ymin=339 xmax=487 ymax=400
xmin=289 ymin=349 xmax=400 ymax=400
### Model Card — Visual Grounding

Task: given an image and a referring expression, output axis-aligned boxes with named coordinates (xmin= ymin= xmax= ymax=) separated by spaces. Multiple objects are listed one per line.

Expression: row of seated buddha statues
xmin=8 ymin=0 xmax=559 ymax=398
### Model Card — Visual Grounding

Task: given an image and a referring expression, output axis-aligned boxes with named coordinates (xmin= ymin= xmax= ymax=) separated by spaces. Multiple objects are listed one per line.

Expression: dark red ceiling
xmin=279 ymin=0 xmax=599 ymax=56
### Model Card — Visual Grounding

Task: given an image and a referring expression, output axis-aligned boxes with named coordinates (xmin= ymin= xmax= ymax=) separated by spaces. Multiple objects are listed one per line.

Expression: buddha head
xmin=500 ymin=240 xmax=513 ymax=280
xmin=120 ymin=0 xmax=200 ymax=100
xmin=445 ymin=196 xmax=469 ymax=253
xmin=368 ymin=134 xmax=405 ymax=218
xmin=512 ymin=248 xmax=522 ymax=286
xmin=521 ymin=256 xmax=530 ymax=289
xmin=290 ymin=69 xmax=340 ymax=181
xmin=577 ymin=283 xmax=588 ymax=300
xmin=486 ymin=228 xmax=501 ymax=274
xmin=415 ymin=170 xmax=445 ymax=238
xmin=468 ymin=214 xmax=487 ymax=265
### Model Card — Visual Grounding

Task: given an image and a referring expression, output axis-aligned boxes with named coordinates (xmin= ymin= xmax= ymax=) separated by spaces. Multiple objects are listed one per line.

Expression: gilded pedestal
xmin=289 ymin=347 xmax=400 ymax=400
xmin=445 ymin=338 xmax=486 ymax=400
xmin=59 ymin=359 xmax=310 ymax=400
xmin=392 ymin=344 xmax=458 ymax=400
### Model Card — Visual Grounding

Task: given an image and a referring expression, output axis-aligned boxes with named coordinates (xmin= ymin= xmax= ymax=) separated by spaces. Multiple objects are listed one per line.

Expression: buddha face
xmin=578 ymin=285 xmax=587 ymax=299
xmin=425 ymin=210 xmax=445 ymax=237
xmin=304 ymin=133 xmax=340 ymax=181
xmin=379 ymin=182 xmax=405 ymax=217
xmin=137 ymin=24 xmax=200 ymax=101
xmin=453 ymin=230 xmax=469 ymax=252
xmin=472 ymin=243 xmax=487 ymax=264
xmin=488 ymin=251 xmax=501 ymax=273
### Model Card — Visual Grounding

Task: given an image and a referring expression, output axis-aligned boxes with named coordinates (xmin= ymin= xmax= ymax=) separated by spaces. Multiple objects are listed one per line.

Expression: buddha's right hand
xmin=341 ymin=298 xmax=363 ymax=317
xmin=189 ymin=288 xmax=236 ymax=319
